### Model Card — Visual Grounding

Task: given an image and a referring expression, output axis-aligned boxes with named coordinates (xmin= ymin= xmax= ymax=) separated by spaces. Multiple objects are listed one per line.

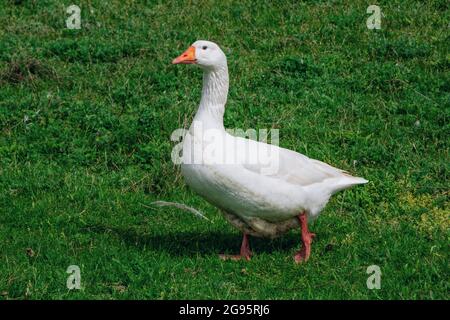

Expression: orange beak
xmin=172 ymin=46 xmax=196 ymax=64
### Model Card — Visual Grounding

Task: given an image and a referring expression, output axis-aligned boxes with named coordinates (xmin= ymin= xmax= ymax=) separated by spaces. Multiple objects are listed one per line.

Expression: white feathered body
xmin=181 ymin=120 xmax=367 ymax=238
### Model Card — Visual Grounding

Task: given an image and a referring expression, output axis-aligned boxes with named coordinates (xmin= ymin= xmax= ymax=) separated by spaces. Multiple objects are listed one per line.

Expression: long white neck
xmin=193 ymin=65 xmax=229 ymax=131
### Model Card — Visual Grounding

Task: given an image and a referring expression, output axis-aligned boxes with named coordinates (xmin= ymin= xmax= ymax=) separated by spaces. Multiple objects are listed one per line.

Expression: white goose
xmin=172 ymin=40 xmax=368 ymax=263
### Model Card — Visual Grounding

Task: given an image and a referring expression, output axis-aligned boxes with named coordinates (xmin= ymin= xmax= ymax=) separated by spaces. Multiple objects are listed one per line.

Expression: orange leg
xmin=294 ymin=212 xmax=316 ymax=263
xmin=219 ymin=233 xmax=252 ymax=261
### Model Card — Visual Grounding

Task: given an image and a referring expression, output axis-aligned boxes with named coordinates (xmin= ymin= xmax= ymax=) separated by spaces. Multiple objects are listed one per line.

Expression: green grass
xmin=0 ymin=0 xmax=449 ymax=299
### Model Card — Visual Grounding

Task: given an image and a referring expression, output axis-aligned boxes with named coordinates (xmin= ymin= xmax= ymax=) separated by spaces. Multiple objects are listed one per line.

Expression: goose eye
xmin=202 ymin=46 xmax=208 ymax=50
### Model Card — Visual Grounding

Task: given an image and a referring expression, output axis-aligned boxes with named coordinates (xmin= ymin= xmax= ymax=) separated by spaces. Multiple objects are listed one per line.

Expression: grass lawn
xmin=0 ymin=0 xmax=448 ymax=299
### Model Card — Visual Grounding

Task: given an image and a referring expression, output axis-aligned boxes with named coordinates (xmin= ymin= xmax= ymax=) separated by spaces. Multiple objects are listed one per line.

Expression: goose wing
xmin=231 ymin=135 xmax=363 ymax=187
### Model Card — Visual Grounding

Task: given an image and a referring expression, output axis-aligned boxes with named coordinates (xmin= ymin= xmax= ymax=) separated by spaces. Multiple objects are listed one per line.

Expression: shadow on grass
xmin=83 ymin=224 xmax=301 ymax=257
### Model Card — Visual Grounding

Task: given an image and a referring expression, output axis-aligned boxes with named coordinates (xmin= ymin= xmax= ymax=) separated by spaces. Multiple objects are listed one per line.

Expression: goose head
xmin=172 ymin=40 xmax=227 ymax=70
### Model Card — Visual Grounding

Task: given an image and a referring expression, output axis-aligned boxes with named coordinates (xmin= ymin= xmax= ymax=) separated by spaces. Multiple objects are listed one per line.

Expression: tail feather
xmin=328 ymin=176 xmax=368 ymax=194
